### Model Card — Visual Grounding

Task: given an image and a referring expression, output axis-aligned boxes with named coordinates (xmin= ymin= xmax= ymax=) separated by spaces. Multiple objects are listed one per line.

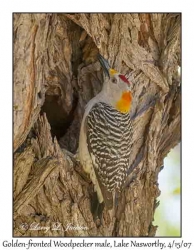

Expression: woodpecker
xmin=79 ymin=54 xmax=133 ymax=212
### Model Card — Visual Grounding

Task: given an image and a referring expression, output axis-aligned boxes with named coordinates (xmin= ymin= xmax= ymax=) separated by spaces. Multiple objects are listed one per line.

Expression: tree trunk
xmin=13 ymin=13 xmax=181 ymax=237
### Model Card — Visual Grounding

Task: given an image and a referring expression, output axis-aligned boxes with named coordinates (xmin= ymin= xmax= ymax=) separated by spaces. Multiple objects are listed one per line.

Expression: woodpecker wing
xmin=86 ymin=102 xmax=133 ymax=209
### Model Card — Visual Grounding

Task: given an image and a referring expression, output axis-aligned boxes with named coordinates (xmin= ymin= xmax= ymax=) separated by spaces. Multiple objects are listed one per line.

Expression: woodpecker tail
xmin=91 ymin=191 xmax=118 ymax=226
xmin=91 ymin=192 xmax=105 ymax=226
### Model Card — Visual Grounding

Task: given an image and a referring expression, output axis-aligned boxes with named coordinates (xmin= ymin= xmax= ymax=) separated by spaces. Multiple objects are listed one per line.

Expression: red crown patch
xmin=119 ymin=74 xmax=130 ymax=85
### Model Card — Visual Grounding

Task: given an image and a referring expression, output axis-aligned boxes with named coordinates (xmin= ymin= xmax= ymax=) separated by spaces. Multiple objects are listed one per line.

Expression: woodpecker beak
xmin=98 ymin=54 xmax=111 ymax=78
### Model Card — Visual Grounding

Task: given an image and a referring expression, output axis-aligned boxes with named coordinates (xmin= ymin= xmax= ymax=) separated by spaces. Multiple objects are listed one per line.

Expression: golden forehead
xmin=109 ymin=68 xmax=118 ymax=76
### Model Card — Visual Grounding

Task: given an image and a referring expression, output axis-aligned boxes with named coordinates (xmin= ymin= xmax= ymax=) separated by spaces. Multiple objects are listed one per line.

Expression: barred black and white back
xmin=86 ymin=102 xmax=133 ymax=208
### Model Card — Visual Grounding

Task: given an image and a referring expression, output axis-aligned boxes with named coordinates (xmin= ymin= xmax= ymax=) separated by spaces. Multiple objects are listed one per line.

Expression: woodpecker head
xmin=98 ymin=54 xmax=132 ymax=113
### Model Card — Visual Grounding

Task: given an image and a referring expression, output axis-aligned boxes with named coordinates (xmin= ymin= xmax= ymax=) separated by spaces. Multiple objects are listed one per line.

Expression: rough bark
xmin=13 ymin=13 xmax=181 ymax=236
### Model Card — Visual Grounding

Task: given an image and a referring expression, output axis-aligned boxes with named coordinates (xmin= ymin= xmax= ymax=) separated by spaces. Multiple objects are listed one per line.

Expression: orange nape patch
xmin=116 ymin=91 xmax=132 ymax=113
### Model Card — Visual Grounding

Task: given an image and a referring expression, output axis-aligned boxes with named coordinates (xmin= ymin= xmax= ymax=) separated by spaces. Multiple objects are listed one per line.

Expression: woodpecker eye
xmin=112 ymin=77 xmax=117 ymax=84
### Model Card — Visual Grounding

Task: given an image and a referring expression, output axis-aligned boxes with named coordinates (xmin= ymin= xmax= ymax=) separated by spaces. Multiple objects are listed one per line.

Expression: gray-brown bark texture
xmin=13 ymin=13 xmax=181 ymax=236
